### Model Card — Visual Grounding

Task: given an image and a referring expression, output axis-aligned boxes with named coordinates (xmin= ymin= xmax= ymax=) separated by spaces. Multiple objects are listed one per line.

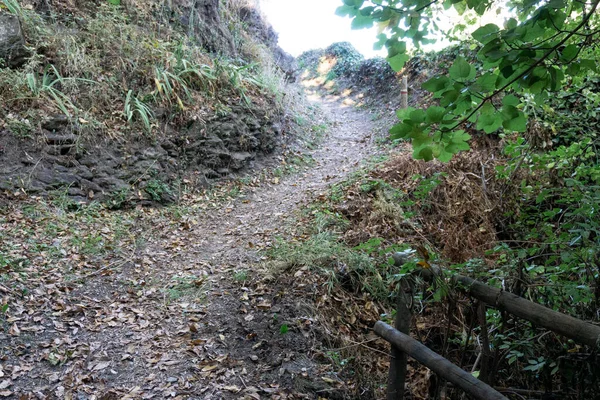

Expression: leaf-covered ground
xmin=0 ymin=92 xmax=383 ymax=399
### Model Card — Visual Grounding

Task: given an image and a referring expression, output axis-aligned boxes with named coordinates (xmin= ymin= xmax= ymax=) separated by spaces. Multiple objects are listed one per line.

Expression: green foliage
xmin=145 ymin=179 xmax=171 ymax=202
xmin=339 ymin=0 xmax=600 ymax=161
xmin=124 ymin=90 xmax=154 ymax=133
xmin=0 ymin=4 xmax=271 ymax=141
xmin=494 ymin=112 xmax=600 ymax=316
xmin=297 ymin=42 xmax=364 ymax=83
xmin=1 ymin=0 xmax=21 ymax=15
xmin=326 ymin=42 xmax=364 ymax=78
xmin=26 ymin=65 xmax=94 ymax=118
xmin=279 ymin=324 xmax=289 ymax=334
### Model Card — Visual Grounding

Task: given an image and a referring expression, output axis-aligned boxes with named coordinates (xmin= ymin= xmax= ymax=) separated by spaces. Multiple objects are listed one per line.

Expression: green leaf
xmin=449 ymin=57 xmax=474 ymax=81
xmin=437 ymin=148 xmax=453 ymax=162
xmin=374 ymin=33 xmax=387 ymax=50
xmin=472 ymin=24 xmax=500 ymax=44
xmin=440 ymin=89 xmax=459 ymax=107
xmin=107 ymin=0 xmax=121 ymax=4
xmin=560 ymin=44 xmax=578 ymax=62
xmin=396 ymin=106 xmax=416 ymax=120
xmin=426 ymin=106 xmax=446 ymax=123
xmin=280 ymin=324 xmax=289 ymax=334
xmin=409 ymin=109 xmax=426 ymax=123
xmin=335 ymin=5 xmax=356 ymax=17
xmin=502 ymin=106 xmax=527 ymax=132
xmin=450 ymin=130 xmax=471 ymax=144
xmin=351 ymin=14 xmax=374 ymax=29
xmin=580 ymin=59 xmax=598 ymax=73
xmin=477 ymin=103 xmax=503 ymax=133
xmin=422 ymin=76 xmax=450 ymax=93
xmin=390 ymin=122 xmax=413 ymax=139
xmin=415 ymin=145 xmax=434 ymax=161
xmin=412 ymin=131 xmax=432 ymax=148
xmin=387 ymin=52 xmax=410 ymax=72
xmin=475 ymin=73 xmax=498 ymax=92
xmin=502 ymin=94 xmax=520 ymax=107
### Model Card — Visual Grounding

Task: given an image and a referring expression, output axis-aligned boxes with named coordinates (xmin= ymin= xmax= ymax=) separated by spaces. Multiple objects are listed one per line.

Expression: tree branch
xmin=444 ymin=0 xmax=600 ymax=133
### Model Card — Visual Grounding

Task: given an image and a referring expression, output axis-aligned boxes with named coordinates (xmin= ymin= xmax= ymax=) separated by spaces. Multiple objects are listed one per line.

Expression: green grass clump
xmin=0 ymin=2 xmax=287 ymax=139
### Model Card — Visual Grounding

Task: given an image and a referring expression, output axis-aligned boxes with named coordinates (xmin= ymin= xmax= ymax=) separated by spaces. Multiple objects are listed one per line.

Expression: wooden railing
xmin=374 ymin=272 xmax=600 ymax=400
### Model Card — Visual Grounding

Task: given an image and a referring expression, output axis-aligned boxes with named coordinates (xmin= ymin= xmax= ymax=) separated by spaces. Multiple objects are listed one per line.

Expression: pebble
xmin=250 ymin=355 xmax=258 ymax=361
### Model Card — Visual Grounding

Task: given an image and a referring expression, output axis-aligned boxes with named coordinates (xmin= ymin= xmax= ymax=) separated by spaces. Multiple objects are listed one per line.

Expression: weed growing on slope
xmin=0 ymin=3 xmax=280 ymax=139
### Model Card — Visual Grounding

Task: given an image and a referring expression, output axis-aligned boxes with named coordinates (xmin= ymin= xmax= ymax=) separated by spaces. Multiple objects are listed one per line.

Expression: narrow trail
xmin=132 ymin=94 xmax=381 ymax=398
xmin=6 ymin=94 xmax=382 ymax=399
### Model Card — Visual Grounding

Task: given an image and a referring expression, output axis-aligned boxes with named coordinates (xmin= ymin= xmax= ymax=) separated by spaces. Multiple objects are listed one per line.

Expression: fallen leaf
xmin=91 ymin=361 xmax=111 ymax=372
xmin=8 ymin=323 xmax=19 ymax=336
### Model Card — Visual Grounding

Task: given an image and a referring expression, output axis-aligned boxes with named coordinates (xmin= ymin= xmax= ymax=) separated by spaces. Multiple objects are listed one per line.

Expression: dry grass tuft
xmin=338 ymin=138 xmax=509 ymax=262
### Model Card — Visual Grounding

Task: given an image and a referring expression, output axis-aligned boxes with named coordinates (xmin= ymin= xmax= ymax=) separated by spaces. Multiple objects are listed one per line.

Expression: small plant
xmin=106 ymin=188 xmax=131 ymax=210
xmin=124 ymin=90 xmax=154 ymax=133
xmin=6 ymin=116 xmax=34 ymax=138
xmin=1 ymin=0 xmax=21 ymax=15
xmin=145 ymin=179 xmax=171 ymax=202
xmin=279 ymin=324 xmax=289 ymax=334
xmin=26 ymin=65 xmax=94 ymax=117
xmin=233 ymin=270 xmax=248 ymax=282
xmin=153 ymin=66 xmax=189 ymax=109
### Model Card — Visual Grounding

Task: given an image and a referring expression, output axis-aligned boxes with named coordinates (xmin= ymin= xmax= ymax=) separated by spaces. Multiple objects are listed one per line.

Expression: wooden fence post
xmin=401 ymin=76 xmax=408 ymax=109
xmin=387 ymin=278 xmax=412 ymax=400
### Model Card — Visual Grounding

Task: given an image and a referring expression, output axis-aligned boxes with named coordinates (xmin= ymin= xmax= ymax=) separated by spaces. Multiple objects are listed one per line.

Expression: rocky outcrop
xmin=0 ymin=99 xmax=285 ymax=205
xmin=172 ymin=0 xmax=236 ymax=55
xmin=237 ymin=5 xmax=297 ymax=80
xmin=0 ymin=13 xmax=28 ymax=68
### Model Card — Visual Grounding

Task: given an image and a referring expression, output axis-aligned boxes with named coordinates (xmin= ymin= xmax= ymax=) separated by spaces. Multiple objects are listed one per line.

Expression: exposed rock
xmin=46 ymin=133 xmax=77 ymax=144
xmin=42 ymin=115 xmax=70 ymax=132
xmin=237 ymin=5 xmax=297 ymax=80
xmin=172 ymin=0 xmax=236 ymax=55
xmin=0 ymin=13 xmax=28 ymax=68
xmin=0 ymin=95 xmax=286 ymax=205
xmin=230 ymin=152 xmax=254 ymax=170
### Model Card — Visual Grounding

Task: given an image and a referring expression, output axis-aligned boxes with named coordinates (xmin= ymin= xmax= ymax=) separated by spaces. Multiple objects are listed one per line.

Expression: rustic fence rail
xmin=375 ymin=271 xmax=600 ymax=399
xmin=374 ymin=321 xmax=508 ymax=400
xmin=454 ymin=275 xmax=600 ymax=348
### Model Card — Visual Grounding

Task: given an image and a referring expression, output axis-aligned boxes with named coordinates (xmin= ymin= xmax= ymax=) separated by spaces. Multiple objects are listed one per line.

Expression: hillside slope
xmin=0 ymin=0 xmax=298 ymax=206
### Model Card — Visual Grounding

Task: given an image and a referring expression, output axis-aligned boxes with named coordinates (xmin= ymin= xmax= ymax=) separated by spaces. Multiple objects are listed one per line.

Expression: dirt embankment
xmin=0 ymin=0 xmax=297 ymax=206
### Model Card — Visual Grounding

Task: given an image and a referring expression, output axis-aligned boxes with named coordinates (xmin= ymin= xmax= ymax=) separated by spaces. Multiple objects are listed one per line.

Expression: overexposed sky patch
xmin=260 ymin=0 xmax=386 ymax=58
xmin=258 ymin=0 xmax=511 ymax=59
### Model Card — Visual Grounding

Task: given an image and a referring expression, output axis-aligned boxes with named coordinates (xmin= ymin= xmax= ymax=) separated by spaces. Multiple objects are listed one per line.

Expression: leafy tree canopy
xmin=337 ymin=0 xmax=600 ymax=161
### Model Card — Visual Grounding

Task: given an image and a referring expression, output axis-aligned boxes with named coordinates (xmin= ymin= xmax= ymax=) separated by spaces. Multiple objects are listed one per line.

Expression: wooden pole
xmin=374 ymin=321 xmax=508 ymax=400
xmin=400 ymin=76 xmax=408 ymax=109
xmin=387 ymin=280 xmax=412 ymax=400
xmin=454 ymin=275 xmax=600 ymax=349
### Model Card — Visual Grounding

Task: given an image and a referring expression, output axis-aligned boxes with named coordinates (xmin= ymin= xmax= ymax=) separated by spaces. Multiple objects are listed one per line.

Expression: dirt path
xmin=3 ymin=94 xmax=381 ymax=399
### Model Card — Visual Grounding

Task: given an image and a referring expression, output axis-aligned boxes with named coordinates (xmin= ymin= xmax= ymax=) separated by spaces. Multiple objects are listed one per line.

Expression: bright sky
xmin=259 ymin=0 xmax=510 ymax=59
xmin=260 ymin=0 xmax=387 ymax=58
